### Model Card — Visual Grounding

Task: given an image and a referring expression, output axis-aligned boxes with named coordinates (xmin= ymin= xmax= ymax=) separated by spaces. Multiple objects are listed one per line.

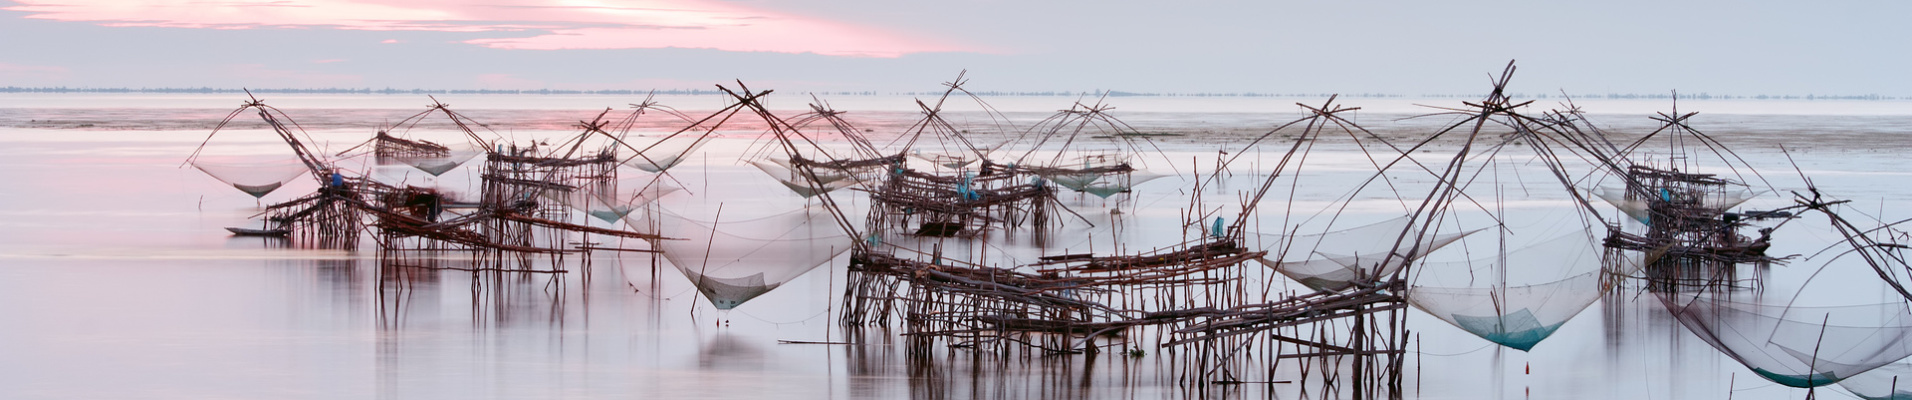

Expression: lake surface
xmin=0 ymin=93 xmax=1907 ymax=399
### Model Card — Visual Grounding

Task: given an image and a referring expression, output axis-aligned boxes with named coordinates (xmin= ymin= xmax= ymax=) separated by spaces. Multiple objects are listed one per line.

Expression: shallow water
xmin=0 ymin=94 xmax=1907 ymax=399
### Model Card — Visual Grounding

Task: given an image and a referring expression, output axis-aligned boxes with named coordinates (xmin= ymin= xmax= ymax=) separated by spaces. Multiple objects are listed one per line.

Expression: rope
xmin=1417 ymin=343 xmax=1495 ymax=357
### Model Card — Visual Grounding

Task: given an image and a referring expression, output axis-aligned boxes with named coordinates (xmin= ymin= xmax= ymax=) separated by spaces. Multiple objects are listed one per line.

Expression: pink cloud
xmin=379 ymin=39 xmax=400 ymax=44
xmin=464 ymin=21 xmax=957 ymax=57
xmin=6 ymin=0 xmax=972 ymax=57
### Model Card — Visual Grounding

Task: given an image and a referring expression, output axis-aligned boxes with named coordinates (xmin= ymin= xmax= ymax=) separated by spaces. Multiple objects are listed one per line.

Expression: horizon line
xmin=0 ymin=86 xmax=1903 ymax=101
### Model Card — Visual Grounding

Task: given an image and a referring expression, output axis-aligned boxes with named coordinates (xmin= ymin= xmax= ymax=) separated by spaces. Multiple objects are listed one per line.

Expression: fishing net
xmin=1078 ymin=182 xmax=1131 ymax=199
xmin=1406 ymin=231 xmax=1614 ymax=351
xmin=191 ymin=158 xmax=311 ymax=198
xmin=1410 ymin=273 xmax=1604 ymax=351
xmin=1407 ymin=275 xmax=1598 ymax=350
xmin=1594 ymin=186 xmax=1759 ymax=225
xmin=1657 ymin=292 xmax=1912 ymax=388
xmin=911 ymin=152 xmax=976 ymax=170
xmin=1253 ymin=216 xmax=1475 ymax=292
xmin=1701 ymin=187 xmax=1758 ymax=210
xmin=1840 ymin=362 xmax=1912 ymax=400
xmin=1045 ymin=173 xmax=1101 ymax=192
xmin=1046 ymin=172 xmax=1168 ymax=199
xmin=562 ymin=178 xmax=681 ymax=224
xmin=593 ymin=186 xmax=679 ymax=224
xmin=392 ymin=148 xmax=484 ymax=176
xmin=750 ymin=159 xmax=861 ymax=198
xmin=625 ymin=136 xmax=708 ymax=173
xmin=1593 ymin=187 xmax=1653 ymax=224
xmin=1252 ymin=258 xmax=1369 ymax=292
xmin=651 ymin=207 xmax=850 ymax=310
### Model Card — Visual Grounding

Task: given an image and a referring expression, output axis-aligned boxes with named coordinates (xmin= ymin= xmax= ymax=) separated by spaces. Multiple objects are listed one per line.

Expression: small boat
xmin=226 ymin=227 xmax=291 ymax=237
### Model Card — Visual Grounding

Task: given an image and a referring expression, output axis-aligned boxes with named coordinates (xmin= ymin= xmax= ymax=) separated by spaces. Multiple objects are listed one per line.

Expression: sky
xmin=0 ymin=0 xmax=1907 ymax=95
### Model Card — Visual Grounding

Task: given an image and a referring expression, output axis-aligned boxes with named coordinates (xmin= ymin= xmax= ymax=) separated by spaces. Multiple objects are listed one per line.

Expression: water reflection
xmin=8 ymin=114 xmax=1910 ymax=399
xmin=0 ymin=215 xmax=1849 ymax=399
xmin=696 ymin=330 xmax=767 ymax=370
xmin=303 ymin=248 xmax=1838 ymax=400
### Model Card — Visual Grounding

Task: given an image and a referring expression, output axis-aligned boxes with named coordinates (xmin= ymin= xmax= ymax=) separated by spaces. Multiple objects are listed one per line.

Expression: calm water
xmin=0 ymin=94 xmax=1907 ymax=399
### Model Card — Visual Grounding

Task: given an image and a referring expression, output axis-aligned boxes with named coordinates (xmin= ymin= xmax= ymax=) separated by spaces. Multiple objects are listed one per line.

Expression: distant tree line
xmin=1414 ymin=92 xmax=1902 ymax=101
xmin=0 ymin=86 xmax=1900 ymax=101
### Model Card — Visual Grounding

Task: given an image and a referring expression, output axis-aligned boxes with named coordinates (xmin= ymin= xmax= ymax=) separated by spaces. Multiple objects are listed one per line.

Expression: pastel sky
xmin=1 ymin=0 xmax=1908 ymax=94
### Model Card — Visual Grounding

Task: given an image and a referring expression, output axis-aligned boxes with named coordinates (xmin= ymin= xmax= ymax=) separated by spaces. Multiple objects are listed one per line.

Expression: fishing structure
xmin=183 ymin=64 xmax=1912 ymax=399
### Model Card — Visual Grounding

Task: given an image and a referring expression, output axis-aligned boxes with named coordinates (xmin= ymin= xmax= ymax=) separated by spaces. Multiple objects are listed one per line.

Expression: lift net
xmin=566 ymin=178 xmax=681 ymax=224
xmin=1594 ymin=186 xmax=1758 ymax=225
xmin=1658 ymin=292 xmax=1912 ymax=388
xmin=1839 ymin=362 xmax=1912 ymax=400
xmin=653 ymin=207 xmax=850 ymax=310
xmin=750 ymin=159 xmax=861 ymax=198
xmin=910 ymin=151 xmax=978 ymax=170
xmin=393 ymin=148 xmax=483 ymax=176
xmin=1592 ymin=187 xmax=1652 ymax=224
xmin=191 ymin=158 xmax=310 ymax=198
xmin=1406 ymin=231 xmax=1616 ymax=351
xmin=1048 ymin=172 xmax=1168 ymax=199
xmin=1253 ymin=216 xmax=1475 ymax=292
xmin=625 ymin=136 xmax=707 ymax=173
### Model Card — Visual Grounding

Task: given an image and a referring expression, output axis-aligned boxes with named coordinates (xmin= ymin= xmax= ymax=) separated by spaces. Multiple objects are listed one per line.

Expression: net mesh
xmin=1840 ymin=362 xmax=1912 ymax=400
xmin=1046 ymin=173 xmax=1101 ymax=192
xmin=393 ymin=149 xmax=483 ymax=176
xmin=625 ymin=137 xmax=707 ymax=173
xmin=650 ymin=207 xmax=850 ymax=310
xmin=1082 ymin=173 xmax=1168 ymax=198
xmin=1593 ymin=187 xmax=1653 ymax=224
xmin=1411 ymin=273 xmax=1601 ymax=351
xmin=1406 ymin=231 xmax=1608 ymax=351
xmin=1595 ymin=186 xmax=1759 ymax=225
xmin=569 ymin=180 xmax=680 ymax=223
xmin=911 ymin=151 xmax=977 ymax=170
xmin=1658 ymin=293 xmax=1912 ymax=388
xmin=1254 ymin=216 xmax=1475 ymax=292
xmin=750 ymin=159 xmax=861 ymax=198
xmin=191 ymin=158 xmax=310 ymax=198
